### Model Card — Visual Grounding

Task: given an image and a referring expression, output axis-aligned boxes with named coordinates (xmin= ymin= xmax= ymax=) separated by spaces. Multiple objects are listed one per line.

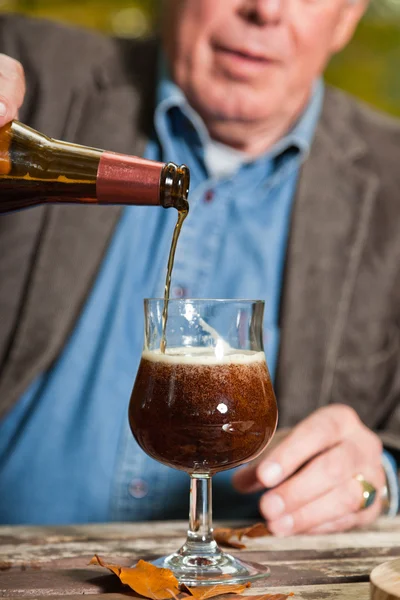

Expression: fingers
xmin=0 ymin=54 xmax=26 ymax=127
xmin=262 ymin=464 xmax=385 ymax=536
xmin=307 ymin=513 xmax=360 ymax=535
xmin=307 ymin=493 xmax=383 ymax=535
xmin=259 ymin=430 xmax=382 ymax=519
xmin=256 ymin=405 xmax=361 ymax=488
xmin=236 ymin=406 xmax=384 ymax=536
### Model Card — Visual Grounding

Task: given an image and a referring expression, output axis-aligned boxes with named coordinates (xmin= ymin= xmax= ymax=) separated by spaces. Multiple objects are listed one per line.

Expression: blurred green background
xmin=0 ymin=0 xmax=399 ymax=117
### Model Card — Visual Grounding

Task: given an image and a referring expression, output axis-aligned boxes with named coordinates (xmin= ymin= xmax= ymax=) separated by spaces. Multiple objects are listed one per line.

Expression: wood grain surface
xmin=0 ymin=518 xmax=399 ymax=599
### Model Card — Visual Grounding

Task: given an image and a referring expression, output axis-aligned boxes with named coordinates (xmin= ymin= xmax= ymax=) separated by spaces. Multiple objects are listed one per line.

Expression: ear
xmin=330 ymin=0 xmax=368 ymax=54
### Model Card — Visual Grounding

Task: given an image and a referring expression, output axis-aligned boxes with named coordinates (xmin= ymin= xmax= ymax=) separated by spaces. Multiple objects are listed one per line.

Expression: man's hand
xmin=0 ymin=53 xmax=25 ymax=126
xmin=233 ymin=405 xmax=385 ymax=536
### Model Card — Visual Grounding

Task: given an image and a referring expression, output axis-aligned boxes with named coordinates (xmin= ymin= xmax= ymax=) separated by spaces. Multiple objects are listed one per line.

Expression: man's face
xmin=163 ymin=0 xmax=366 ymax=127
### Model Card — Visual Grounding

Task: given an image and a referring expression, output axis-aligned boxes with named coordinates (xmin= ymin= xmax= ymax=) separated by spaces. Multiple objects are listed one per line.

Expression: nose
xmin=239 ymin=0 xmax=283 ymax=26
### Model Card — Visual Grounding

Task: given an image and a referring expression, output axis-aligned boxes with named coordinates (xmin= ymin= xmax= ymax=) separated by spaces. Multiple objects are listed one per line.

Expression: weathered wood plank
xmin=2 ymin=545 xmax=399 ymax=572
xmin=0 ymin=583 xmax=371 ymax=600
xmin=0 ymin=553 xmax=396 ymax=596
xmin=0 ymin=517 xmax=399 ymax=545
xmin=2 ymin=542 xmax=400 ymax=568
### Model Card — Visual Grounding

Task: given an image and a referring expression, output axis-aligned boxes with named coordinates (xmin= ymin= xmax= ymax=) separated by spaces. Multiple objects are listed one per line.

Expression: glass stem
xmin=188 ymin=475 xmax=214 ymax=545
xmin=174 ymin=474 xmax=220 ymax=563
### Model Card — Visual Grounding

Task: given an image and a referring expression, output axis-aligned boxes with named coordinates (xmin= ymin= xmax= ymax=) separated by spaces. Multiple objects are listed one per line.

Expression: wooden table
xmin=1 ymin=518 xmax=400 ymax=599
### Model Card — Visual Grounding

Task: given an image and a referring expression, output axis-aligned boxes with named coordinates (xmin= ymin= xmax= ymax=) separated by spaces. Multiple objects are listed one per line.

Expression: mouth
xmin=217 ymin=45 xmax=273 ymax=62
xmin=212 ymin=44 xmax=279 ymax=78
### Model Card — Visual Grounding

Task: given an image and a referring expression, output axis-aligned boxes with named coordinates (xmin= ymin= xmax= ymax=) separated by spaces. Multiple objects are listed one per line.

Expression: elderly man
xmin=0 ymin=0 xmax=399 ymax=534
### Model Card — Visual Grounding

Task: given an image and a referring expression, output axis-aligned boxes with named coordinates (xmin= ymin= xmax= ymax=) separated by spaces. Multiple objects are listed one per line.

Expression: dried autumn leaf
xmin=236 ymin=523 xmax=271 ymax=541
xmin=120 ymin=560 xmax=181 ymax=600
xmin=214 ymin=523 xmax=271 ymax=549
xmin=181 ymin=582 xmax=250 ymax=599
xmin=90 ymin=555 xmax=180 ymax=599
xmin=213 ymin=529 xmax=246 ymax=550
xmin=89 ymin=554 xmax=121 ymax=577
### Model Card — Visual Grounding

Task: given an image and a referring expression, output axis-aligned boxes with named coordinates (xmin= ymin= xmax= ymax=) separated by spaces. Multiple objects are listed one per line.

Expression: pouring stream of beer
xmin=161 ymin=207 xmax=189 ymax=353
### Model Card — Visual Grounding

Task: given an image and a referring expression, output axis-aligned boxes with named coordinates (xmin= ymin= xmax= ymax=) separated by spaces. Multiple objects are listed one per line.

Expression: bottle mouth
xmin=160 ymin=162 xmax=190 ymax=211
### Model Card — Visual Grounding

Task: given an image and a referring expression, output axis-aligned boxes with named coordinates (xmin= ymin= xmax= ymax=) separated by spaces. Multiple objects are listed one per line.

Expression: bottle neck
xmin=160 ymin=163 xmax=190 ymax=211
xmin=96 ymin=152 xmax=164 ymax=206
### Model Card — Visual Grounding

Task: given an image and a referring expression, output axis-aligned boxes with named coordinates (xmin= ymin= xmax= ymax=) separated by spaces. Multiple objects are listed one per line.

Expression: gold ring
xmin=355 ymin=474 xmax=377 ymax=510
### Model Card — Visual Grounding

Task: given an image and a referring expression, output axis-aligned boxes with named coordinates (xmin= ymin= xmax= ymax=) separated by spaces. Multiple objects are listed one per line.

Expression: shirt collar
xmin=154 ymin=56 xmax=324 ymax=179
xmin=272 ymin=78 xmax=324 ymax=159
xmin=155 ymin=59 xmax=210 ymax=149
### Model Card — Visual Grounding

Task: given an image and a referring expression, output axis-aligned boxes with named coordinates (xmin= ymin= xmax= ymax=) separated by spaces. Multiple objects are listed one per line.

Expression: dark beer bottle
xmin=0 ymin=121 xmax=190 ymax=213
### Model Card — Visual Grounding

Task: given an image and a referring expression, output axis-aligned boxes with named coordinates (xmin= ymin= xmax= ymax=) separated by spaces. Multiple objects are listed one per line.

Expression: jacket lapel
xmin=276 ymin=88 xmax=380 ymax=426
xmin=0 ymin=43 xmax=158 ymax=416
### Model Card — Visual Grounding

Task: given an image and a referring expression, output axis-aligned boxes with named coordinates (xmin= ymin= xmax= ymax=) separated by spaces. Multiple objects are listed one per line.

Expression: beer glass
xmin=129 ymin=299 xmax=278 ymax=585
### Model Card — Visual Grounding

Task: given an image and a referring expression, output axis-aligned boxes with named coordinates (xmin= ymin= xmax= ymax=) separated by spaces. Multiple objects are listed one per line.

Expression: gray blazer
xmin=0 ymin=15 xmax=399 ymax=456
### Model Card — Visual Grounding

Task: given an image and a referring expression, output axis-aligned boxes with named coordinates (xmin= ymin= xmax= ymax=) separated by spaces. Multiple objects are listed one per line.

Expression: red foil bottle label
xmin=96 ymin=151 xmax=163 ymax=205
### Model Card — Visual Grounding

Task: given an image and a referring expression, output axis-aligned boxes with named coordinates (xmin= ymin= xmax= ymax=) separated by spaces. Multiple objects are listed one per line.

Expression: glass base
xmin=152 ymin=547 xmax=270 ymax=586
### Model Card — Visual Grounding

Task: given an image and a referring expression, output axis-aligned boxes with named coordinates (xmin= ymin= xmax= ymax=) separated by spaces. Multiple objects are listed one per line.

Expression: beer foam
xmin=142 ymin=347 xmax=266 ymax=365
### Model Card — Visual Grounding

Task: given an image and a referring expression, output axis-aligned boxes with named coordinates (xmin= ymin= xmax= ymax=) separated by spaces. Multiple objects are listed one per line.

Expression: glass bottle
xmin=0 ymin=121 xmax=190 ymax=213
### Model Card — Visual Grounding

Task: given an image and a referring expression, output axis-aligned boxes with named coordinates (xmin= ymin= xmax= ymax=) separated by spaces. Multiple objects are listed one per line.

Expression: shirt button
xmin=204 ymin=190 xmax=214 ymax=203
xmin=128 ymin=479 xmax=148 ymax=499
xmin=173 ymin=286 xmax=188 ymax=298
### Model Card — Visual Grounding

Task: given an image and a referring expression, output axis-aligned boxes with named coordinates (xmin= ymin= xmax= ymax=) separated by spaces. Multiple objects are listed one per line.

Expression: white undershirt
xmin=205 ymin=138 xmax=250 ymax=178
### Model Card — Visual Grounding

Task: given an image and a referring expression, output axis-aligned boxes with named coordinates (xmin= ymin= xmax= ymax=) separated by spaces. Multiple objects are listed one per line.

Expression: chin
xmin=201 ymin=91 xmax=281 ymax=123
xmin=188 ymin=74 xmax=284 ymax=124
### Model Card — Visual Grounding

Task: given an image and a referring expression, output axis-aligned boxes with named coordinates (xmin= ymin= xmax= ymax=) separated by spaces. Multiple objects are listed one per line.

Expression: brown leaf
xmin=181 ymin=582 xmax=250 ymax=600
xmin=214 ymin=523 xmax=271 ymax=549
xmin=89 ymin=554 xmax=121 ymax=578
xmin=90 ymin=555 xmax=181 ymax=599
xmin=0 ymin=561 xmax=12 ymax=571
xmin=236 ymin=523 xmax=271 ymax=541
xmin=213 ymin=529 xmax=246 ymax=550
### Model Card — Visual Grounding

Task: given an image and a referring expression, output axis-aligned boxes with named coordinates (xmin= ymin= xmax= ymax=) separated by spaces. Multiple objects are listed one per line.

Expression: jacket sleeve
xmin=379 ymin=401 xmax=400 ymax=461
xmin=0 ymin=14 xmax=114 ymax=420
xmin=377 ymin=266 xmax=400 ymax=464
xmin=0 ymin=13 xmax=116 ymax=135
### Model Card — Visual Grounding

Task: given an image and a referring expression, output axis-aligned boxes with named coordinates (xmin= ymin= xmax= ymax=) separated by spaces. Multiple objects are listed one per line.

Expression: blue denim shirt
xmin=0 ymin=77 xmax=324 ymax=524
